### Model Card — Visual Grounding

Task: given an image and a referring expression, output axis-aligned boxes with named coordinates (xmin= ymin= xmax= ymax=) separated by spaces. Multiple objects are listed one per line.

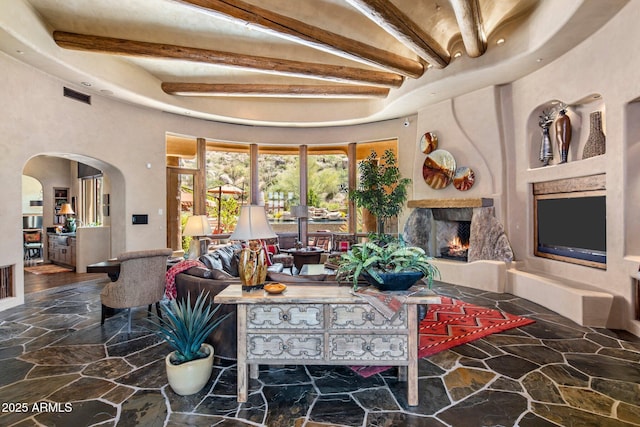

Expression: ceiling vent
xmin=63 ymin=87 xmax=91 ymax=105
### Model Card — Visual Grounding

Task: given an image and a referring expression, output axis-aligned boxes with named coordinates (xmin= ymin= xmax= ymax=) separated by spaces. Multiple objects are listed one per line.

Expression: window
xmin=79 ymin=176 xmax=103 ymax=226
xmin=258 ymin=147 xmax=300 ymax=221
xmin=206 ymin=143 xmax=250 ymax=233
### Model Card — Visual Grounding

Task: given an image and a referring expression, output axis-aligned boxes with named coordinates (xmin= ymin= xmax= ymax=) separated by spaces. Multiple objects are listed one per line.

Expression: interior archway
xmin=22 ymin=153 xmax=127 ymax=280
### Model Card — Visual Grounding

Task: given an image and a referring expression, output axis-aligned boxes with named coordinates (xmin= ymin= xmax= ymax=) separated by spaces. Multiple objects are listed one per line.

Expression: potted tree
xmin=336 ymin=236 xmax=440 ymax=291
xmin=151 ymin=292 xmax=230 ymax=396
xmin=349 ymin=149 xmax=411 ymax=234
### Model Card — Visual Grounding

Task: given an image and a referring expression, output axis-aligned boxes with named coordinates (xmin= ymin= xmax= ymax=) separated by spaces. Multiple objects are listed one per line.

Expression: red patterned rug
xmin=352 ymin=296 xmax=535 ymax=377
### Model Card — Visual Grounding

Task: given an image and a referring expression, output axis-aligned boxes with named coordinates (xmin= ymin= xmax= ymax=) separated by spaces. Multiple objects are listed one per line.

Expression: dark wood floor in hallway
xmin=23 ymin=262 xmax=106 ymax=294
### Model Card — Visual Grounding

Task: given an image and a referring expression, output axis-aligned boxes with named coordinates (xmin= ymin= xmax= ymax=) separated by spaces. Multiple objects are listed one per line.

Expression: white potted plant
xmin=152 ymin=292 xmax=230 ymax=396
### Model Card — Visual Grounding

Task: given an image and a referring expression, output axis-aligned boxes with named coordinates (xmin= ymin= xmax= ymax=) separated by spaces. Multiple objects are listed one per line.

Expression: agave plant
xmin=152 ymin=292 xmax=230 ymax=365
xmin=336 ymin=236 xmax=440 ymax=289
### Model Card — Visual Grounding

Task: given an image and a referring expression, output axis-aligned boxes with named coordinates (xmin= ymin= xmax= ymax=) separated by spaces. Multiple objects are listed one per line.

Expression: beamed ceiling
xmin=0 ymin=0 xmax=627 ymax=127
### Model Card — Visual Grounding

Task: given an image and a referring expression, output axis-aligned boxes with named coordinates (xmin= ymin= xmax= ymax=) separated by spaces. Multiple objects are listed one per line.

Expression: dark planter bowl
xmin=363 ymin=271 xmax=424 ymax=291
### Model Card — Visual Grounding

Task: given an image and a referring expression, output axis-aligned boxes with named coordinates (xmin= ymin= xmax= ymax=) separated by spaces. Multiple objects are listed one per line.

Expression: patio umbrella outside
xmin=208 ymin=184 xmax=245 ymax=232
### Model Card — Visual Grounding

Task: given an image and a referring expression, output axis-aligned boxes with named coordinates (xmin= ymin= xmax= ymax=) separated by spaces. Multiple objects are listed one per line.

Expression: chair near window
xmin=309 ymin=230 xmax=331 ymax=251
xmin=330 ymin=233 xmax=357 ymax=253
xmin=263 ymin=237 xmax=294 ymax=274
xmin=100 ymin=248 xmax=172 ymax=332
xmin=23 ymin=230 xmax=43 ymax=260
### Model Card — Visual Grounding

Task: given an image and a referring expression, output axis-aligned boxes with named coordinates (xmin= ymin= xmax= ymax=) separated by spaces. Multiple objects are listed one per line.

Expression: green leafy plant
xmin=336 ymin=237 xmax=440 ymax=289
xmin=349 ymin=149 xmax=411 ymax=234
xmin=152 ymin=292 xmax=230 ymax=365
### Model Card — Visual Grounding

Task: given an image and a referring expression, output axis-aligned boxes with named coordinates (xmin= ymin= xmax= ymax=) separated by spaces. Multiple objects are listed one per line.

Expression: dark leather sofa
xmin=174 ymin=243 xmax=284 ymax=360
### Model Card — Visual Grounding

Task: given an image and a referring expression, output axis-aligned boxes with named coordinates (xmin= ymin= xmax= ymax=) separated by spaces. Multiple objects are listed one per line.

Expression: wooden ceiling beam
xmin=161 ymin=82 xmax=389 ymax=98
xmin=176 ymin=0 xmax=424 ymax=78
xmin=345 ymin=0 xmax=449 ymax=68
xmin=53 ymin=31 xmax=404 ymax=88
xmin=450 ymin=0 xmax=486 ymax=58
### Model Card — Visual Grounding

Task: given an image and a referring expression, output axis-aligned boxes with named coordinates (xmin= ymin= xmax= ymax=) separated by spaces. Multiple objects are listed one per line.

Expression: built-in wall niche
xmin=528 ymin=94 xmax=606 ymax=169
xmin=533 ymin=174 xmax=606 ymax=269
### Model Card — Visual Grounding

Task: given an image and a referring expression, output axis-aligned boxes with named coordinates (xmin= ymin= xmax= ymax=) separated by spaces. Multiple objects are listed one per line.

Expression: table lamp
xmin=183 ymin=215 xmax=212 ymax=259
xmin=58 ymin=203 xmax=76 ymax=232
xmin=229 ymin=205 xmax=276 ymax=290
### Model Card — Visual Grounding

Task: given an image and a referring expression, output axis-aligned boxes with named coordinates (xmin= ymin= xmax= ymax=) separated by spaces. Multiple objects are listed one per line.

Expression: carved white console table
xmin=214 ymin=285 xmax=440 ymax=406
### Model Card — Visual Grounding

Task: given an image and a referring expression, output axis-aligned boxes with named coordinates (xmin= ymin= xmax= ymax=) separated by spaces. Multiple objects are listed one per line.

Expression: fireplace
xmin=404 ymin=198 xmax=514 ymax=263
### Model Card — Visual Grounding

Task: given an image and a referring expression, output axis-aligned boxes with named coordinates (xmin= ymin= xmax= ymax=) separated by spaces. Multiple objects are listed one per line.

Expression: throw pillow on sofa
xmin=199 ymin=243 xmax=242 ymax=276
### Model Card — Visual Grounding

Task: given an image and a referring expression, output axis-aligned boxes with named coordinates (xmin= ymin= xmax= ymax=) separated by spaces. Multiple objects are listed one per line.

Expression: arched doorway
xmin=21 ymin=154 xmax=126 ymax=288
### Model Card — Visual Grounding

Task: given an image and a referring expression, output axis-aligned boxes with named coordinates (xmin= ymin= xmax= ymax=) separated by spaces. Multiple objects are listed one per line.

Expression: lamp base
xmin=242 ymin=284 xmax=264 ymax=292
xmin=238 ymin=241 xmax=268 ymax=290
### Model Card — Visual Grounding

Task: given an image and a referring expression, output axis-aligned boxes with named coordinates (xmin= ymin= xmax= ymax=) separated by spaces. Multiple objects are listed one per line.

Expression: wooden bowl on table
xmin=264 ymin=283 xmax=287 ymax=294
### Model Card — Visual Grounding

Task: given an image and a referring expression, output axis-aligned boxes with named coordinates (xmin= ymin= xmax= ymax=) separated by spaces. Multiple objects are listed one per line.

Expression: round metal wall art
xmin=453 ymin=166 xmax=475 ymax=191
xmin=419 ymin=132 xmax=438 ymax=154
xmin=423 ymin=149 xmax=456 ymax=189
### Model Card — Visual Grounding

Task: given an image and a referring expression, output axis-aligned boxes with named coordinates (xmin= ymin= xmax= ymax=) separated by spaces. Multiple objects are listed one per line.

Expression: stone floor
xmin=1 ymin=278 xmax=640 ymax=427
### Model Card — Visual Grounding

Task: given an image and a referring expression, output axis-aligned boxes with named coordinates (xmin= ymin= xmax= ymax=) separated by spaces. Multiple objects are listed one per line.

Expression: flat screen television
xmin=534 ymin=192 xmax=606 ymax=269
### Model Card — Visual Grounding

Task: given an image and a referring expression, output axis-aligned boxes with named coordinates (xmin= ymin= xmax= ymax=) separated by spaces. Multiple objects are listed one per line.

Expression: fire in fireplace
xmin=439 ymin=221 xmax=471 ymax=261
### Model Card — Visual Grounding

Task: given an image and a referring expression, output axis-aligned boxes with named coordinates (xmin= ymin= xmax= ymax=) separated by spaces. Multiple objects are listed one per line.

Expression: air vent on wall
xmin=63 ymin=87 xmax=91 ymax=105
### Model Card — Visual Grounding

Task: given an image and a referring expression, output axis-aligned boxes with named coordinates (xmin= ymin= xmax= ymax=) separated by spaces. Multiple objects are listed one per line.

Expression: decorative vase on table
xmin=555 ymin=105 xmax=572 ymax=163
xmin=538 ymin=109 xmax=554 ymax=166
xmin=582 ymin=111 xmax=606 ymax=159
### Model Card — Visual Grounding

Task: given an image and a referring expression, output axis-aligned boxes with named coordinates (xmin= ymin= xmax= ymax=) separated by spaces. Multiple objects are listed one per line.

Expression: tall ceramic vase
xmin=238 ymin=240 xmax=268 ymax=289
xmin=555 ymin=109 xmax=572 ymax=163
xmin=582 ymin=111 xmax=606 ymax=159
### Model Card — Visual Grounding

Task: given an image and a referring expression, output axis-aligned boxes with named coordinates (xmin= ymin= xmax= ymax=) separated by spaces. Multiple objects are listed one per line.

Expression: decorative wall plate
xmin=419 ymin=132 xmax=438 ymax=154
xmin=423 ymin=149 xmax=456 ymax=189
xmin=453 ymin=166 xmax=475 ymax=191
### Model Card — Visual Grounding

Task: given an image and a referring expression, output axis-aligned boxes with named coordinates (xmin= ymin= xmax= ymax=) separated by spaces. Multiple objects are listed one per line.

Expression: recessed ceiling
xmin=0 ymin=0 xmax=627 ymax=127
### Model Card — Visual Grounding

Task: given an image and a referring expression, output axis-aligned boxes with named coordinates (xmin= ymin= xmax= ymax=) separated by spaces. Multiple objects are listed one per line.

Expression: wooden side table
xmin=214 ymin=285 xmax=440 ymax=406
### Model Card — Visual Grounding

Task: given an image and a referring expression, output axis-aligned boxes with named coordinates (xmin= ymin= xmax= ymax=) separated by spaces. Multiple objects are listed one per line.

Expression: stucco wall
xmin=506 ymin=1 xmax=640 ymax=334
xmin=0 ymin=51 xmax=416 ymax=311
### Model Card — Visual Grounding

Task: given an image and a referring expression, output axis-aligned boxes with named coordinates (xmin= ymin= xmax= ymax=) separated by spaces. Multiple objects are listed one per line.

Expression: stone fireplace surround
xmin=403 ymin=197 xmax=614 ymax=327
xmin=403 ymin=198 xmax=514 ymax=295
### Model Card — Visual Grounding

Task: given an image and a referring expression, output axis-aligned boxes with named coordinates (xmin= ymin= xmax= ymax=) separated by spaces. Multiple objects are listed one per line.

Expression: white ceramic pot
xmin=165 ymin=343 xmax=214 ymax=396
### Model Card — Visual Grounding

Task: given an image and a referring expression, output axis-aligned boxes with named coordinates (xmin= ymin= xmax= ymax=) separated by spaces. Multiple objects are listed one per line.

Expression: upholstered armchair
xmin=263 ymin=237 xmax=294 ymax=274
xmin=23 ymin=230 xmax=43 ymax=260
xmin=100 ymin=248 xmax=173 ymax=332
xmin=331 ymin=233 xmax=357 ymax=253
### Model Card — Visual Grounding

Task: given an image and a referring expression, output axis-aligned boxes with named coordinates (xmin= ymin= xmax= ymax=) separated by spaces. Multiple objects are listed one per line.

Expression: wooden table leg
xmin=407 ymin=304 xmax=418 ymax=406
xmin=237 ymin=305 xmax=248 ymax=402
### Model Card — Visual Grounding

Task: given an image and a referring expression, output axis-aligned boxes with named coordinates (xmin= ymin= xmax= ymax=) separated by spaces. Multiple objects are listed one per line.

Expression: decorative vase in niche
xmin=555 ymin=106 xmax=572 ymax=163
xmin=538 ymin=109 xmax=554 ymax=166
xmin=582 ymin=111 xmax=606 ymax=159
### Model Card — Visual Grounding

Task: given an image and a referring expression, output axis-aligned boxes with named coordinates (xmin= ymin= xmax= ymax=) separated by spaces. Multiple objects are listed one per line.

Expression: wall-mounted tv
xmin=534 ymin=192 xmax=606 ymax=269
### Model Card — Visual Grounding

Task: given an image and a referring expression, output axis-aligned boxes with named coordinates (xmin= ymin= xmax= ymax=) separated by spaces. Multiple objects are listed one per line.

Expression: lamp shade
xmin=183 ymin=215 xmax=212 ymax=237
xmin=229 ymin=205 xmax=276 ymax=241
xmin=58 ymin=203 xmax=75 ymax=215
